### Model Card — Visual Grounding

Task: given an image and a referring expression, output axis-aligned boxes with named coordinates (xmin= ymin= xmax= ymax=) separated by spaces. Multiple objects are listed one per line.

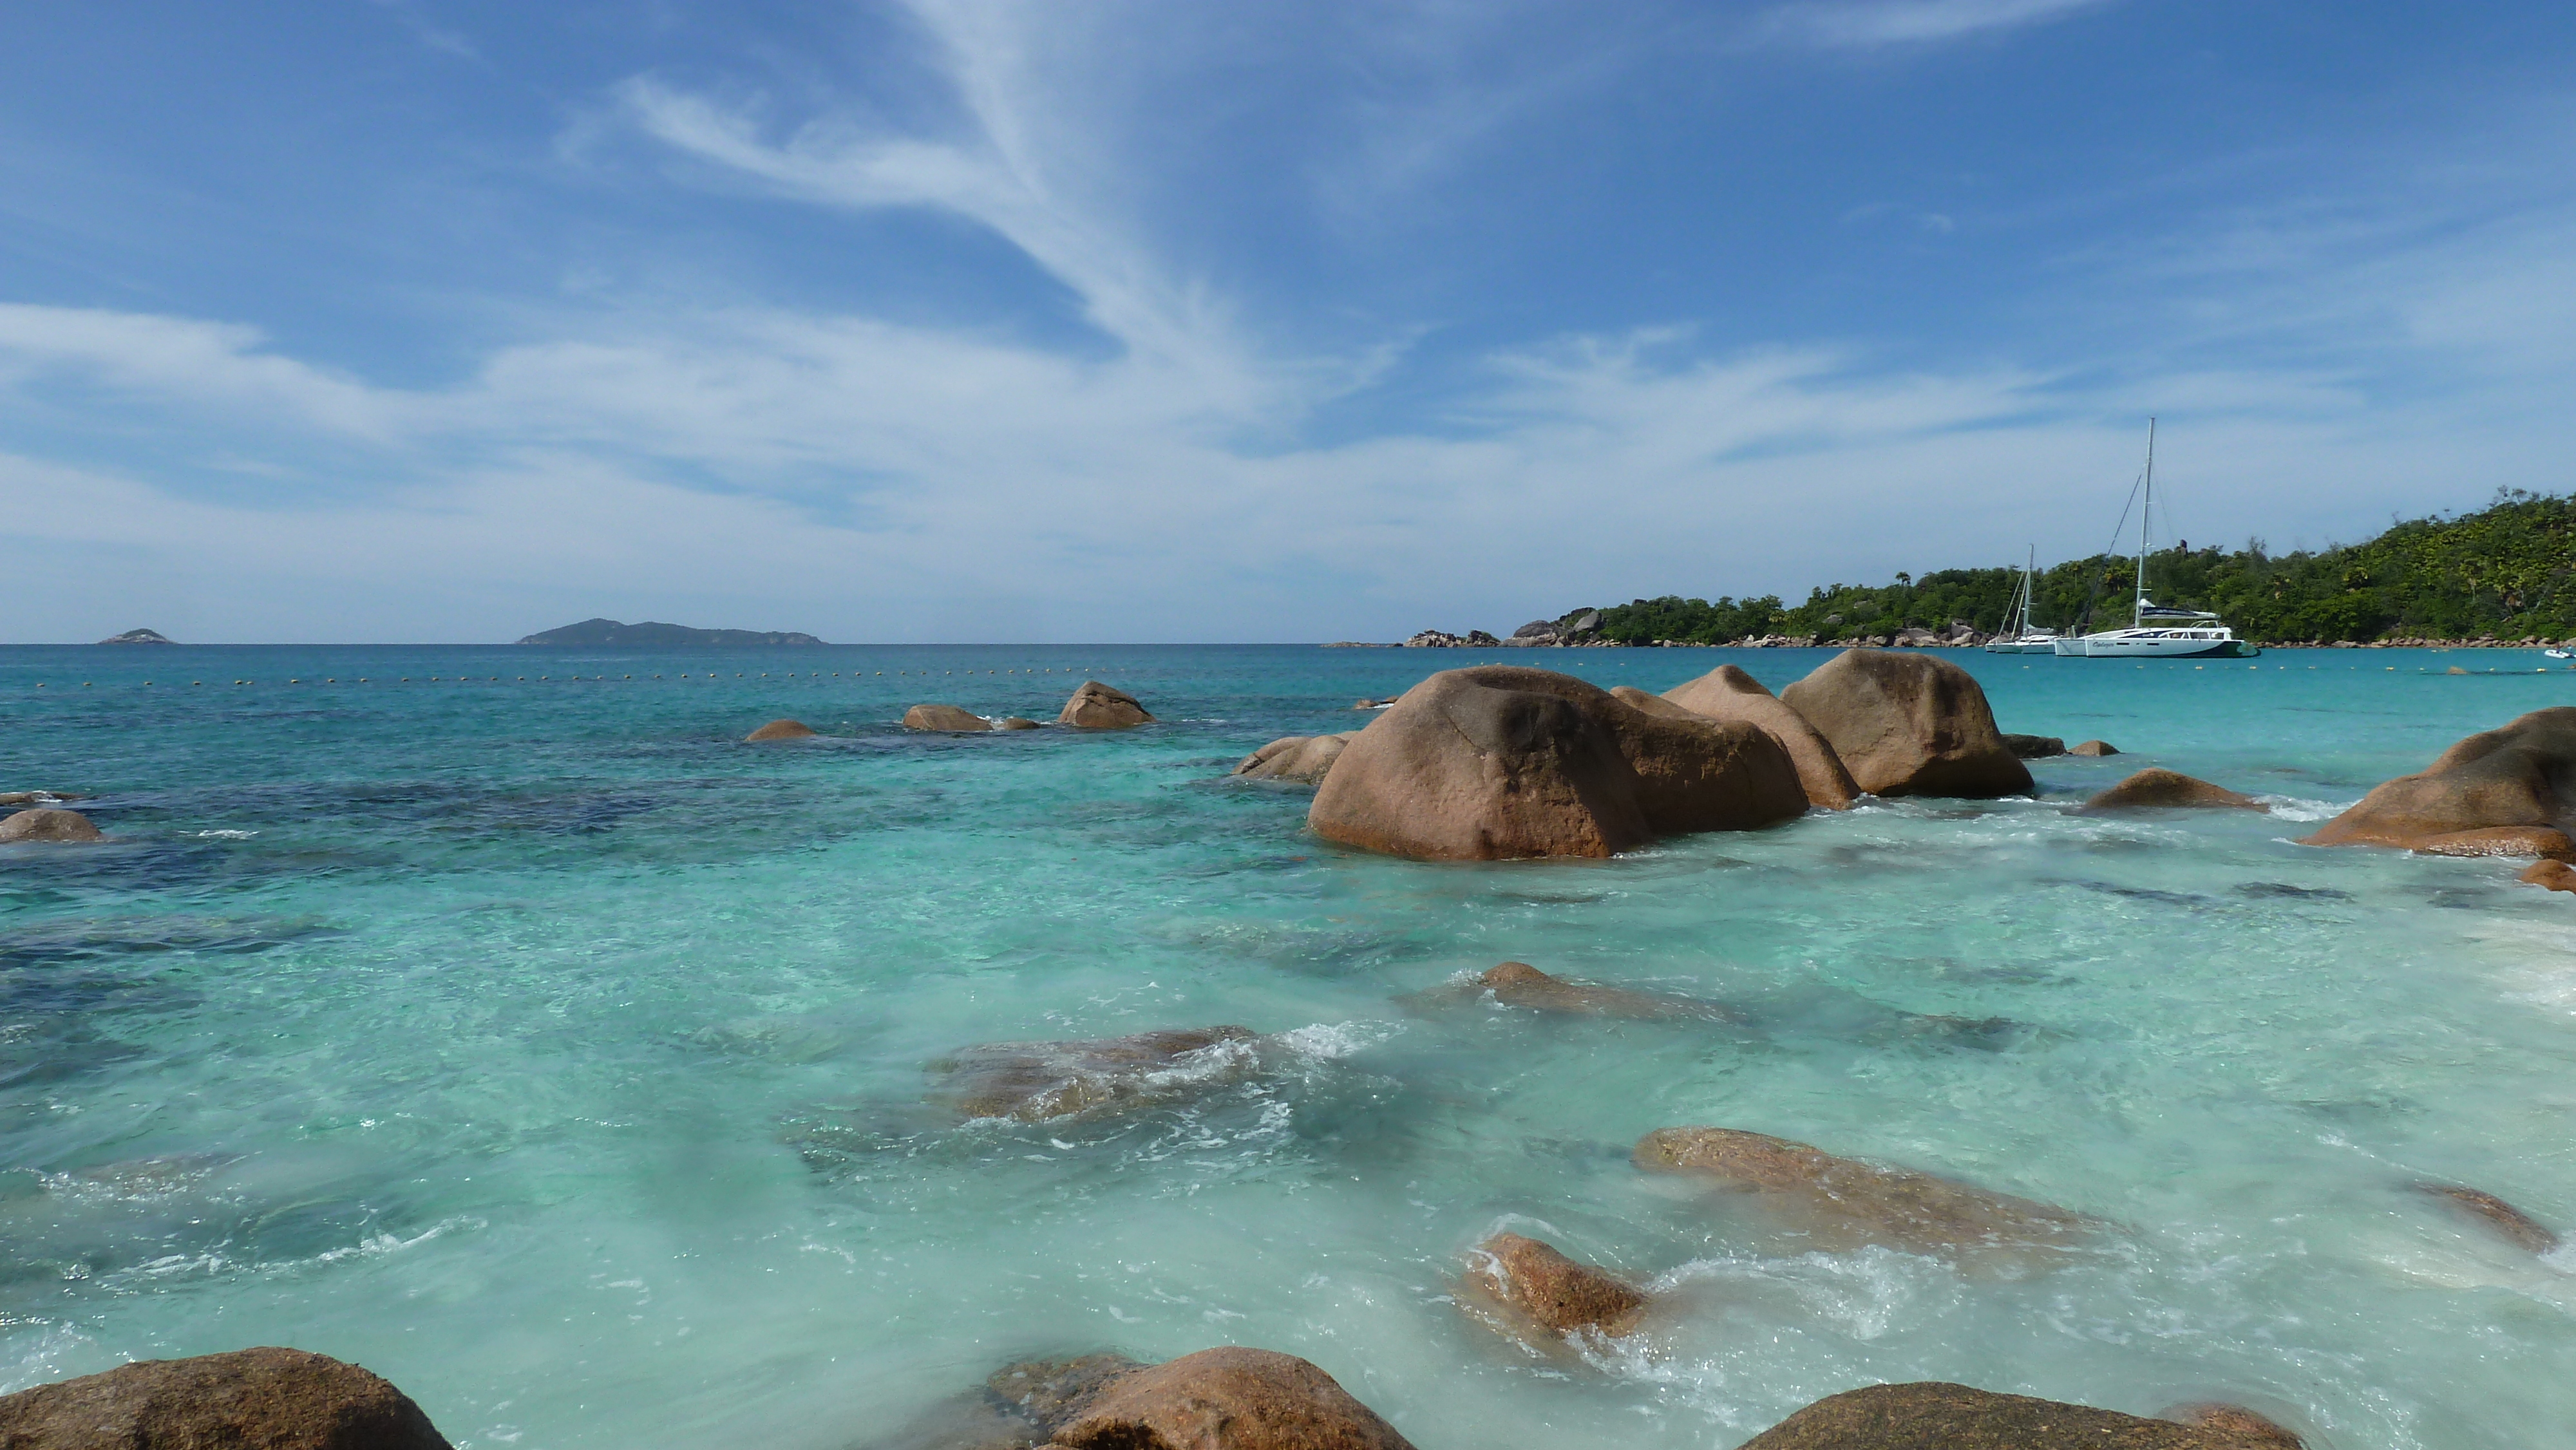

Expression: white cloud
xmin=1770 ymin=0 xmax=2113 ymax=47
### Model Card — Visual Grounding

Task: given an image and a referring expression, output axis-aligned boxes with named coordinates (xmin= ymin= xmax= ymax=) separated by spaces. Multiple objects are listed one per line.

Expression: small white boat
xmin=2056 ymin=420 xmax=2259 ymax=660
xmin=2547 ymin=648 xmax=2571 ymax=660
xmin=1984 ymin=545 xmax=2061 ymax=654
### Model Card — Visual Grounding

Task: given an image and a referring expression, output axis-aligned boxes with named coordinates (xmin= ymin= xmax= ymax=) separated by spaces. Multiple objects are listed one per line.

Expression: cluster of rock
xmin=1399 ymin=628 xmax=1502 ymax=647
xmin=2309 ymin=635 xmax=2567 ymax=648
xmin=741 ymin=681 xmax=1155 ymax=743
xmin=1240 ymin=651 xmax=2032 ymax=860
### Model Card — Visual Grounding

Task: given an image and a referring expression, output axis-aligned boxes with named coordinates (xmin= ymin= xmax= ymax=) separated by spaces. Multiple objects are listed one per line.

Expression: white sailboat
xmin=2054 ymin=420 xmax=2259 ymax=659
xmin=1984 ymin=545 xmax=2060 ymax=654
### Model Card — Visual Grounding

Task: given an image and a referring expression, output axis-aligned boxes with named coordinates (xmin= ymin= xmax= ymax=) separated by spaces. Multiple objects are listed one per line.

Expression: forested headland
xmin=1571 ymin=488 xmax=2576 ymax=646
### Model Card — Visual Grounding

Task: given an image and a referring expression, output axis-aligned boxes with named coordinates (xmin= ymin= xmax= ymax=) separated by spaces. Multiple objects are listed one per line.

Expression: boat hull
xmin=1983 ymin=639 xmax=2061 ymax=654
xmin=2054 ymin=632 xmax=2259 ymax=659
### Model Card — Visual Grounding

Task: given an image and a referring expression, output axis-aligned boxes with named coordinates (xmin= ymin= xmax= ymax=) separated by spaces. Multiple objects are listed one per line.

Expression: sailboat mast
xmin=2134 ymin=417 xmax=2155 ymax=628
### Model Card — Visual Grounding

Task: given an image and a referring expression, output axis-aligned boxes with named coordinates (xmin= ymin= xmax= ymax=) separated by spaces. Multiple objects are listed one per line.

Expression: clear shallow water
xmin=3 ymin=644 xmax=2575 ymax=1449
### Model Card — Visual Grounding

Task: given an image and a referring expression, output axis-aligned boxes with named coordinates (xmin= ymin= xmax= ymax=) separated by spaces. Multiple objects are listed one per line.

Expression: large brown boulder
xmin=1645 ymin=666 xmax=1861 ymax=809
xmin=1458 ymin=1232 xmax=1649 ymax=1344
xmin=1737 ymin=1382 xmax=2270 ymax=1450
xmin=905 ymin=704 xmax=994 ymax=732
xmin=1776 ymin=650 xmax=2031 ymax=798
xmin=2305 ymin=708 xmax=2576 ymax=851
xmin=744 ymin=718 xmax=818 ymax=741
xmin=929 ymin=1027 xmax=1259 ymax=1124
xmin=0 ymin=1346 xmax=451 ymax=1449
xmin=1234 ymin=734 xmax=1356 ymax=784
xmin=1059 ymin=681 xmax=1154 ymax=729
xmin=1052 ymin=1348 xmax=1415 ymax=1450
xmin=1633 ymin=1127 xmax=2094 ymax=1269
xmin=2082 ymin=769 xmax=2268 ymax=813
xmin=0 ymin=808 xmax=104 ymax=843
xmin=1308 ymin=666 xmax=1806 ymax=860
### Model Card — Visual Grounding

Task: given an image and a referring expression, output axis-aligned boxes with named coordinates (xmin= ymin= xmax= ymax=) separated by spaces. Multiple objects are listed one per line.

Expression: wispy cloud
xmin=1770 ymin=0 xmax=2113 ymax=47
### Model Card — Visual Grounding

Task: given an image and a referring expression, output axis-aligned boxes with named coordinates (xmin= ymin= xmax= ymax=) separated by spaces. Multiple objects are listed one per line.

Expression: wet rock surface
xmin=2082 ymin=769 xmax=2269 ymax=813
xmin=0 ymin=1346 xmax=452 ymax=1450
xmin=2414 ymin=1181 xmax=2560 ymax=1252
xmin=1633 ymin=1127 xmax=2095 ymax=1268
xmin=2070 ymin=739 xmax=2121 ymax=757
xmin=1458 ymin=1231 xmax=1650 ymax=1344
xmin=1059 ymin=681 xmax=1155 ymax=729
xmin=1234 ymin=733 xmax=1356 ymax=784
xmin=2002 ymin=733 xmax=2067 ymax=758
xmin=1738 ymin=1382 xmax=2260 ymax=1449
xmin=0 ymin=808 xmax=105 ymax=843
xmin=928 ymin=1027 xmax=1260 ymax=1124
xmin=1777 ymin=650 xmax=2032 ymax=798
xmin=1052 ymin=1347 xmax=1416 ymax=1450
xmin=1467 ymin=961 xmax=1742 ymax=1021
xmin=744 ymin=718 xmax=819 ymax=741
xmin=1309 ymin=666 xmax=1806 ymax=860
xmin=2158 ymin=1402 xmax=2308 ymax=1449
xmin=2410 ymin=825 xmax=2576 ymax=859
xmin=2518 ymin=859 xmax=2576 ymax=893
xmin=2305 ymin=706 xmax=2576 ymax=850
xmin=1650 ymin=666 xmax=1861 ymax=810
xmin=876 ymin=1353 xmax=1144 ymax=1450
xmin=905 ymin=704 xmax=995 ymax=731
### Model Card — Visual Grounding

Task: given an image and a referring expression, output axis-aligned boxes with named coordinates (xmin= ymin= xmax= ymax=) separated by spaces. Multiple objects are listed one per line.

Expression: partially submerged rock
xmin=877 ymin=1353 xmax=1145 ymax=1450
xmin=996 ymin=717 xmax=1041 ymax=730
xmin=2412 ymin=825 xmax=2576 ymax=859
xmin=0 ymin=1346 xmax=452 ymax=1450
xmin=2159 ymin=1402 xmax=2308 ymax=1449
xmin=0 ymin=791 xmax=83 ymax=807
xmin=929 ymin=1027 xmax=1259 ymax=1124
xmin=1059 ymin=681 xmax=1155 ymax=729
xmin=1467 ymin=961 xmax=1741 ymax=1022
xmin=2520 ymin=859 xmax=2576 ymax=894
xmin=1458 ymin=1231 xmax=1649 ymax=1346
xmin=0 ymin=807 xmax=104 ymax=843
xmin=2069 ymin=739 xmax=2121 ymax=757
xmin=744 ymin=718 xmax=819 ymax=741
xmin=1234 ymin=733 xmax=1356 ymax=784
xmin=905 ymin=704 xmax=994 ymax=732
xmin=1652 ymin=666 xmax=1861 ymax=809
xmin=1633 ymin=1127 xmax=2094 ymax=1268
xmin=2305 ymin=707 xmax=2576 ymax=851
xmin=1777 ymin=650 xmax=2032 ymax=798
xmin=1052 ymin=1348 xmax=1416 ymax=1450
xmin=2414 ymin=1182 xmax=2561 ymax=1252
xmin=1738 ymin=1382 xmax=2259 ymax=1450
xmin=1308 ymin=666 xmax=1806 ymax=860
xmin=2082 ymin=768 xmax=2269 ymax=813
xmin=2001 ymin=733 xmax=2066 ymax=758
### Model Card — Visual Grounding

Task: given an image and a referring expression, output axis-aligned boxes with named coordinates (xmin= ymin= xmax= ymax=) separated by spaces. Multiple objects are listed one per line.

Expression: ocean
xmin=3 ymin=643 xmax=2571 ymax=1450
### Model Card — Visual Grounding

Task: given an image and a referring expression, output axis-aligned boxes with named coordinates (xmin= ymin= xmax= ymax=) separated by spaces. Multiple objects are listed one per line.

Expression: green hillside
xmin=1579 ymin=489 xmax=2576 ymax=645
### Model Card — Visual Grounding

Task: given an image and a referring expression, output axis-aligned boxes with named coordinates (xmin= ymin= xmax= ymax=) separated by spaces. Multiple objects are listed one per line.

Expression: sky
xmin=4 ymin=1 xmax=2574 ymax=643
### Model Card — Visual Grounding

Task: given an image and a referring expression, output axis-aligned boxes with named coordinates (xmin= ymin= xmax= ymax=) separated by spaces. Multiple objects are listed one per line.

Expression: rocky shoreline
xmin=1350 ymin=617 xmax=2576 ymax=650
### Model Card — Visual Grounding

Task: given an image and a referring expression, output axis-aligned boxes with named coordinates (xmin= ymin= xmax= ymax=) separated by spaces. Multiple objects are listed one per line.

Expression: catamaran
xmin=2054 ymin=420 xmax=2259 ymax=659
xmin=1984 ymin=545 xmax=2060 ymax=654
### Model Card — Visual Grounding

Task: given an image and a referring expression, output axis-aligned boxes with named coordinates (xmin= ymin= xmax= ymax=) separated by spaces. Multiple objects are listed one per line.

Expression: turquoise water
xmin=5 ymin=645 xmax=2575 ymax=1450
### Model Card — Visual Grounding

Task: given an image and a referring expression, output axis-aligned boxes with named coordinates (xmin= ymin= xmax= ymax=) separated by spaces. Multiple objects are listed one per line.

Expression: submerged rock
xmin=928 ymin=1027 xmax=1260 ymax=1124
xmin=2414 ymin=1182 xmax=2561 ymax=1252
xmin=1465 ymin=961 xmax=1742 ymax=1022
xmin=1738 ymin=1383 xmax=2259 ymax=1449
xmin=876 ymin=1353 xmax=1144 ymax=1450
xmin=2305 ymin=707 xmax=2576 ymax=851
xmin=744 ymin=718 xmax=819 ymax=742
xmin=2069 ymin=739 xmax=2121 ymax=757
xmin=2519 ymin=859 xmax=2576 ymax=893
xmin=1308 ymin=666 xmax=1806 ymax=860
xmin=1458 ymin=1231 xmax=1649 ymax=1346
xmin=2159 ymin=1402 xmax=2308 ymax=1449
xmin=1059 ymin=681 xmax=1155 ymax=729
xmin=2001 ymin=733 xmax=2066 ymax=758
xmin=2082 ymin=768 xmax=2269 ymax=813
xmin=1633 ymin=1127 xmax=2094 ymax=1268
xmin=905 ymin=704 xmax=994 ymax=732
xmin=0 ymin=1346 xmax=451 ymax=1450
xmin=996 ymin=717 xmax=1041 ymax=730
xmin=0 ymin=791 xmax=84 ymax=807
xmin=1234 ymin=733 xmax=1356 ymax=784
xmin=1649 ymin=666 xmax=1861 ymax=809
xmin=0 ymin=808 xmax=104 ymax=843
xmin=1052 ymin=1348 xmax=1416 ymax=1450
xmin=1777 ymin=650 xmax=2032 ymax=798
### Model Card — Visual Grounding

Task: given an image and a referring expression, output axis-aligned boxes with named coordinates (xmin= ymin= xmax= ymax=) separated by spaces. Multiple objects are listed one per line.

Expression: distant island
xmin=99 ymin=628 xmax=174 ymax=645
xmin=517 ymin=618 xmax=827 ymax=646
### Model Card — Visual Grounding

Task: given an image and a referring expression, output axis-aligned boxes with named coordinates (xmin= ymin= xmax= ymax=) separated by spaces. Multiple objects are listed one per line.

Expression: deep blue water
xmin=5 ymin=644 xmax=2575 ymax=1450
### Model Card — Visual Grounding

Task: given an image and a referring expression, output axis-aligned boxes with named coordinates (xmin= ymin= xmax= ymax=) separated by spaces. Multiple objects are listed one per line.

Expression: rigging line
xmin=2078 ymin=471 xmax=2146 ymax=632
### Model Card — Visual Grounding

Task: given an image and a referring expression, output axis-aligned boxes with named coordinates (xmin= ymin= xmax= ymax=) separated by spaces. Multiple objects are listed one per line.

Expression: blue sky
xmin=5 ymin=1 xmax=2573 ymax=641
